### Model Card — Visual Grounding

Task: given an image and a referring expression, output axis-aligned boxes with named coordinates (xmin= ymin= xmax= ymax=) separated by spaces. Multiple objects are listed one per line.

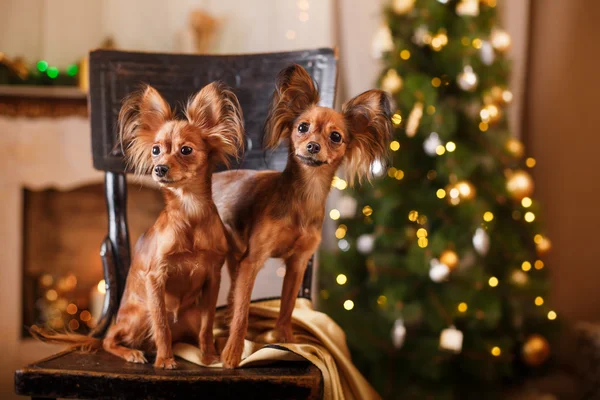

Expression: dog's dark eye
xmin=330 ymin=131 xmax=342 ymax=143
xmin=152 ymin=146 xmax=160 ymax=156
xmin=298 ymin=122 xmax=310 ymax=133
xmin=181 ymin=146 xmax=193 ymax=155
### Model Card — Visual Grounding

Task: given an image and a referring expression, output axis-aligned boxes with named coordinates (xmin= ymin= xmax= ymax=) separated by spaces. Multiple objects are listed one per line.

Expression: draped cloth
xmin=173 ymin=299 xmax=381 ymax=400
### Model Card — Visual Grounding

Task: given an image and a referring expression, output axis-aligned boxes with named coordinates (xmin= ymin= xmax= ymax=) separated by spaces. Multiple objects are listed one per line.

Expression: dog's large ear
xmin=118 ymin=85 xmax=172 ymax=175
xmin=263 ymin=64 xmax=320 ymax=151
xmin=186 ymin=82 xmax=244 ymax=167
xmin=342 ymin=90 xmax=393 ymax=186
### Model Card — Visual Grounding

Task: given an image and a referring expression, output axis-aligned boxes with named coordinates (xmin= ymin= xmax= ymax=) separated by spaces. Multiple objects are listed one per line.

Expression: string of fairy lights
xmin=325 ymin=0 xmax=554 ymax=364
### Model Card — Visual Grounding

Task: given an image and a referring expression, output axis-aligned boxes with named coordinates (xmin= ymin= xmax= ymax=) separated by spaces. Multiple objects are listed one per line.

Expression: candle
xmin=90 ymin=279 xmax=106 ymax=321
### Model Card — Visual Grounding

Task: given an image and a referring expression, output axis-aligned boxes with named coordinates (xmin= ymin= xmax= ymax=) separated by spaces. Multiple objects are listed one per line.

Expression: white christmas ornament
xmin=412 ymin=25 xmax=431 ymax=46
xmin=457 ymin=65 xmax=478 ymax=92
xmin=437 ymin=0 xmax=449 ymax=3
xmin=480 ymin=40 xmax=496 ymax=66
xmin=381 ymin=69 xmax=403 ymax=94
xmin=456 ymin=0 xmax=479 ymax=16
xmin=439 ymin=326 xmax=463 ymax=353
xmin=371 ymin=159 xmax=385 ymax=177
xmin=357 ymin=234 xmax=375 ymax=254
xmin=372 ymin=25 xmax=394 ymax=59
xmin=491 ymin=28 xmax=512 ymax=52
xmin=424 ymin=132 xmax=442 ymax=156
xmin=472 ymin=228 xmax=490 ymax=255
xmin=392 ymin=0 xmax=415 ymax=15
xmin=429 ymin=258 xmax=450 ymax=282
xmin=338 ymin=239 xmax=350 ymax=252
xmin=337 ymin=195 xmax=357 ymax=218
xmin=392 ymin=319 xmax=407 ymax=349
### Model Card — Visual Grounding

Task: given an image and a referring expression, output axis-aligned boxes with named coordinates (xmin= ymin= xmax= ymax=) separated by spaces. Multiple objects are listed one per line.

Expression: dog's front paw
xmin=221 ymin=339 xmax=243 ymax=369
xmin=154 ymin=356 xmax=177 ymax=369
xmin=124 ymin=349 xmax=147 ymax=364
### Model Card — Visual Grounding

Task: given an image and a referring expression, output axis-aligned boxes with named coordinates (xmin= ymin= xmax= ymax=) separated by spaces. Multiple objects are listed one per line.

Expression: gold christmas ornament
xmin=536 ymin=235 xmax=552 ymax=255
xmin=505 ymin=138 xmax=525 ymax=158
xmin=405 ymin=102 xmax=424 ymax=137
xmin=381 ymin=69 xmax=403 ymax=93
xmin=506 ymin=170 xmax=534 ymax=200
xmin=392 ymin=0 xmax=416 ymax=15
xmin=440 ymin=249 xmax=459 ymax=271
xmin=522 ymin=334 xmax=551 ymax=366
xmin=491 ymin=28 xmax=512 ymax=52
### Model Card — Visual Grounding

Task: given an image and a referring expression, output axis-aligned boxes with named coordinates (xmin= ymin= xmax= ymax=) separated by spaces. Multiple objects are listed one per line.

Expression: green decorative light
xmin=66 ymin=64 xmax=78 ymax=77
xmin=47 ymin=67 xmax=59 ymax=79
xmin=37 ymin=60 xmax=49 ymax=72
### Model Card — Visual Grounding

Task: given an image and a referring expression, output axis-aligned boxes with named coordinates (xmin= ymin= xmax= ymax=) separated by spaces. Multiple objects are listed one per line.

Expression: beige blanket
xmin=173 ymin=299 xmax=380 ymax=400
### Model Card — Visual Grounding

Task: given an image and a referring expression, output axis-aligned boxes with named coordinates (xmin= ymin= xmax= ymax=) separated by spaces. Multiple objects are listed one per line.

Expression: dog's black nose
xmin=154 ymin=165 xmax=169 ymax=177
xmin=306 ymin=142 xmax=321 ymax=154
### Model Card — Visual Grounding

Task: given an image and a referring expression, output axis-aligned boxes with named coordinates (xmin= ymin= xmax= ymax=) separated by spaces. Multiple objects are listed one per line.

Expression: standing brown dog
xmin=213 ymin=64 xmax=392 ymax=368
xmin=31 ymin=82 xmax=244 ymax=369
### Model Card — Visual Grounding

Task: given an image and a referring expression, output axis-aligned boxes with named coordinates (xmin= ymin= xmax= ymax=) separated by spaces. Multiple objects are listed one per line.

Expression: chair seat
xmin=15 ymin=350 xmax=323 ymax=400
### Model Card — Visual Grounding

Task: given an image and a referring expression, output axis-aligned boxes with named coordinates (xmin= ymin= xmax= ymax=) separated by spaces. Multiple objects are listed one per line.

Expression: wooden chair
xmin=15 ymin=48 xmax=337 ymax=400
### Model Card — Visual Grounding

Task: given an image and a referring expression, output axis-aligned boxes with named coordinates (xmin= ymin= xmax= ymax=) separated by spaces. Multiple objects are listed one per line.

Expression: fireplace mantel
xmin=0 ymin=85 xmax=87 ymax=118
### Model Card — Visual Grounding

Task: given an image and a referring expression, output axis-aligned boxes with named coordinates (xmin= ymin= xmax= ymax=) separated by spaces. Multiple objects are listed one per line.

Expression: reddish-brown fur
xmin=213 ymin=65 xmax=392 ymax=368
xmin=31 ymin=83 xmax=244 ymax=369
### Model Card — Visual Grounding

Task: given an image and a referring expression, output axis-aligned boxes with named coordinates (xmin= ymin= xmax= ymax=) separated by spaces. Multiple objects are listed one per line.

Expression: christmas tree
xmin=319 ymin=0 xmax=556 ymax=397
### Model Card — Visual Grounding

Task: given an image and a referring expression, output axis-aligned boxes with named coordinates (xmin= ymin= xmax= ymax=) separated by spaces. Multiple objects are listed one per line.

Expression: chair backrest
xmin=88 ymin=49 xmax=337 ymax=337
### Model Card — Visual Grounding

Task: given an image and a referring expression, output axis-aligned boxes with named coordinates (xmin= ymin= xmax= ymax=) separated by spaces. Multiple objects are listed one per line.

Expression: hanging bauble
xmin=370 ymin=159 xmax=385 ymax=177
xmin=457 ymin=65 xmax=478 ymax=92
xmin=456 ymin=0 xmax=479 ymax=16
xmin=337 ymin=195 xmax=357 ymax=218
xmin=522 ymin=334 xmax=551 ymax=366
xmin=536 ymin=235 xmax=552 ymax=255
xmin=372 ymin=25 xmax=394 ymax=59
xmin=357 ymin=234 xmax=375 ymax=254
xmin=506 ymin=170 xmax=535 ymax=200
xmin=429 ymin=258 xmax=450 ymax=282
xmin=412 ymin=25 xmax=432 ymax=46
xmin=480 ymin=40 xmax=495 ymax=65
xmin=439 ymin=326 xmax=463 ymax=353
xmin=491 ymin=28 xmax=512 ymax=52
xmin=391 ymin=319 xmax=406 ymax=349
xmin=381 ymin=69 xmax=403 ymax=94
xmin=472 ymin=228 xmax=490 ymax=255
xmin=392 ymin=0 xmax=415 ymax=15
xmin=424 ymin=132 xmax=442 ymax=156
xmin=405 ymin=102 xmax=423 ymax=137
xmin=506 ymin=138 xmax=525 ymax=159
xmin=440 ymin=249 xmax=459 ymax=270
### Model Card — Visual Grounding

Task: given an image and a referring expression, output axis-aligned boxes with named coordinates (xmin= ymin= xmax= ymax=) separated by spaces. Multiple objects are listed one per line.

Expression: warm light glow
xmin=458 ymin=302 xmax=468 ymax=313
xmin=535 ymin=260 xmax=545 ymax=270
xmin=390 ymin=140 xmax=400 ymax=151
xmin=526 ymin=157 xmax=537 ymax=168
xmin=547 ymin=310 xmax=557 ymax=320
xmin=449 ymin=188 xmax=460 ymax=199
xmin=67 ymin=303 xmax=78 ymax=315
xmin=521 ymin=197 xmax=532 ymax=208
xmin=392 ymin=113 xmax=402 ymax=125
xmin=431 ymin=77 xmax=441 ymax=87
xmin=535 ymin=296 xmax=544 ymax=306
xmin=97 ymin=279 xmax=106 ymax=295
xmin=488 ymin=277 xmax=499 ymax=287
xmin=388 ymin=167 xmax=397 ymax=178
xmin=40 ymin=274 xmax=53 ymax=287
xmin=297 ymin=0 xmax=310 ymax=10
xmin=502 ymin=90 xmax=513 ymax=103
xmin=479 ymin=122 xmax=489 ymax=132
xmin=400 ymin=49 xmax=411 ymax=60
xmin=446 ymin=142 xmax=456 ymax=152
xmin=436 ymin=189 xmax=446 ymax=199
xmin=285 ymin=30 xmax=296 ymax=40
xmin=480 ymin=109 xmax=490 ymax=122
xmin=395 ymin=170 xmax=405 ymax=180
xmin=522 ymin=261 xmax=532 ymax=272
xmin=408 ymin=210 xmax=419 ymax=221
xmin=335 ymin=224 xmax=348 ymax=239
xmin=276 ymin=267 xmax=286 ymax=277
xmin=534 ymin=234 xmax=543 ymax=244
xmin=524 ymin=212 xmax=536 ymax=222
xmin=46 ymin=289 xmax=58 ymax=301
xmin=491 ymin=346 xmax=501 ymax=356
xmin=343 ymin=300 xmax=355 ymax=310
xmin=461 ymin=36 xmax=470 ymax=46
xmin=472 ymin=38 xmax=483 ymax=49
xmin=418 ymin=215 xmax=428 ymax=225
xmin=362 ymin=205 xmax=373 ymax=216
xmin=427 ymin=105 xmax=436 ymax=115
xmin=416 ymin=228 xmax=428 ymax=238
xmin=483 ymin=212 xmax=494 ymax=222
xmin=417 ymin=237 xmax=428 ymax=248
xmin=80 ymin=310 xmax=92 ymax=322
xmin=329 ymin=209 xmax=341 ymax=220
xmin=336 ymin=274 xmax=348 ymax=285
xmin=377 ymin=295 xmax=387 ymax=306
xmin=436 ymin=145 xmax=446 ymax=155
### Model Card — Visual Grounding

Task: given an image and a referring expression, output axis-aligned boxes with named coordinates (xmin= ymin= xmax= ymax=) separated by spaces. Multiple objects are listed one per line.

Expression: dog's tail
xmin=29 ymin=325 xmax=103 ymax=351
